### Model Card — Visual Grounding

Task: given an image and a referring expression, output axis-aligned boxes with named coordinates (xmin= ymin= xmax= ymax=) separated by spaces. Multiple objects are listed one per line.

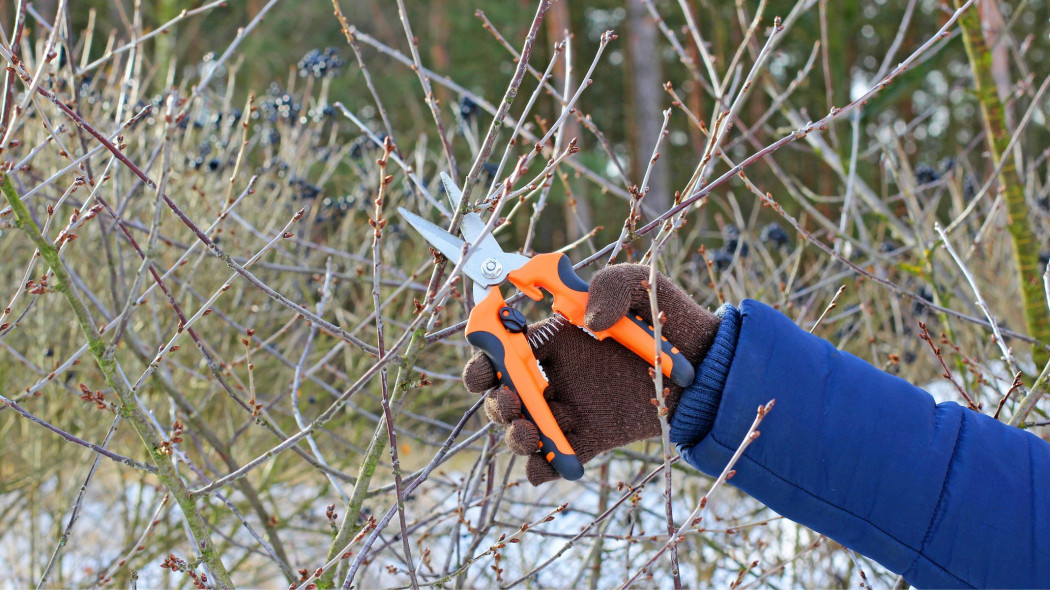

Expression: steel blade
xmin=397 ymin=207 xmax=467 ymax=265
xmin=438 ymin=173 xmax=526 ymax=276
xmin=458 ymin=213 xmax=506 ymax=256
xmin=440 ymin=172 xmax=463 ymax=210
xmin=399 ymin=207 xmax=530 ymax=288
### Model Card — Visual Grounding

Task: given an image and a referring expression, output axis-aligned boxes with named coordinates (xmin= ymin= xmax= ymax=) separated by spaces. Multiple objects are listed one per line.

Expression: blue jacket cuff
xmin=669 ymin=303 xmax=740 ymax=446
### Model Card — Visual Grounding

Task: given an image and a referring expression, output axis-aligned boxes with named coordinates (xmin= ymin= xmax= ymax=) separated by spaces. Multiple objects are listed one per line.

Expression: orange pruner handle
xmin=507 ymin=253 xmax=695 ymax=387
xmin=465 ymin=288 xmax=584 ymax=481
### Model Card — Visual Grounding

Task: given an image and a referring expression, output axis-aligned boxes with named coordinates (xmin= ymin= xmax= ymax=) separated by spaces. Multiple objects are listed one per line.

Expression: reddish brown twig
xmin=918 ymin=322 xmax=979 ymax=411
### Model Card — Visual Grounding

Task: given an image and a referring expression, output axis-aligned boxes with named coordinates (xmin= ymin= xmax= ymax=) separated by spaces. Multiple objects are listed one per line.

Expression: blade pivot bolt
xmin=481 ymin=257 xmax=503 ymax=279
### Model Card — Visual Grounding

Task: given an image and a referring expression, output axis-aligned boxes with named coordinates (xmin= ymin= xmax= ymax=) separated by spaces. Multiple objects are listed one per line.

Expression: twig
xmin=331 ymin=2 xmax=396 ymax=147
xmin=609 ymin=108 xmax=672 ymax=263
xmin=993 ymin=372 xmax=1025 ymax=421
xmin=809 ymin=285 xmax=846 ymax=333
xmin=619 ymin=401 xmax=775 ymax=589
xmin=935 ymin=223 xmax=1018 ymax=375
xmin=1 ymin=176 xmax=232 ymax=587
xmin=737 ymin=535 xmax=824 ymax=590
xmin=76 ymin=0 xmax=231 ymax=74
xmin=394 ymin=0 xmax=458 ymax=176
xmin=499 ymin=457 xmax=681 ymax=587
xmin=289 ymin=397 xmax=487 ymax=590
xmin=1008 ymin=360 xmax=1050 ymax=427
xmin=646 ymin=251 xmax=682 ymax=589
xmin=0 ymin=395 xmax=150 ymax=471
xmin=675 ymin=0 xmax=722 ymax=97
xmin=918 ymin=322 xmax=978 ymax=410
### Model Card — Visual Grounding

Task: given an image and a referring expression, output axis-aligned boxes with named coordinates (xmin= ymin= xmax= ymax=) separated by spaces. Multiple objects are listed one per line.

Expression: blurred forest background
xmin=1 ymin=0 xmax=1049 ymax=588
xmin=27 ymin=0 xmax=1050 ymax=252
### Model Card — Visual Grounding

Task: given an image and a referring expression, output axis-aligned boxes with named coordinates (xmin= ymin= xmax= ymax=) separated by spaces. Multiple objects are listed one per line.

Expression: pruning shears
xmin=398 ymin=173 xmax=694 ymax=480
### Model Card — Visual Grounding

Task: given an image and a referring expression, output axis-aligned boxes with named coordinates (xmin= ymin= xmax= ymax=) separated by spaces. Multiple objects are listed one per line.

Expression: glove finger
xmin=585 ymin=265 xmax=652 ymax=331
xmin=484 ymin=387 xmax=521 ymax=425
xmin=583 ymin=264 xmax=668 ymax=330
xmin=584 ymin=264 xmax=712 ymax=362
xmin=505 ymin=418 xmax=540 ymax=456
xmin=525 ymin=454 xmax=561 ymax=485
xmin=462 ymin=351 xmax=499 ymax=394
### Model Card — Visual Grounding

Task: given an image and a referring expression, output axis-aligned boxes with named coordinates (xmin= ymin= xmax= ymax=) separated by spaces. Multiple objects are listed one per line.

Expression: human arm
xmin=464 ymin=264 xmax=1050 ymax=588
xmin=676 ymin=299 xmax=1050 ymax=588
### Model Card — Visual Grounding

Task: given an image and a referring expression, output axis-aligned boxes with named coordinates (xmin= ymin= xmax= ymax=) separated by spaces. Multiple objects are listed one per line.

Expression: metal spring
xmin=526 ymin=314 xmax=566 ymax=349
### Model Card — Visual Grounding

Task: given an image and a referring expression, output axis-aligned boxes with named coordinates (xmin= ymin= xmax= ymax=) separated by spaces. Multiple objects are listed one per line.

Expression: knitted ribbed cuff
xmin=669 ymin=303 xmax=741 ymax=446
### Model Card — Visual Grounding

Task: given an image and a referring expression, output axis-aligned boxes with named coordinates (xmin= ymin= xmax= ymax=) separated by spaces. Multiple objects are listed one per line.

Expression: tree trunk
xmin=952 ymin=0 xmax=1050 ymax=367
xmin=625 ymin=0 xmax=669 ymax=213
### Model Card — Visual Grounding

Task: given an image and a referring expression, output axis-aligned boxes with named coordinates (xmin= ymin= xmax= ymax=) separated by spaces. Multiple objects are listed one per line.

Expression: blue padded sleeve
xmin=669 ymin=303 xmax=740 ymax=446
xmin=676 ymin=300 xmax=1050 ymax=588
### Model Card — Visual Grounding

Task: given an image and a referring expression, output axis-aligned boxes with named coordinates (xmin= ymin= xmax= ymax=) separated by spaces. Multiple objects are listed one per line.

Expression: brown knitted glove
xmin=462 ymin=264 xmax=722 ymax=485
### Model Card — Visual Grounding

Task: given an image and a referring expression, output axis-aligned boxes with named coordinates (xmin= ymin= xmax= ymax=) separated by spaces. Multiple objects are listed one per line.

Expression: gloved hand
xmin=462 ymin=264 xmax=722 ymax=485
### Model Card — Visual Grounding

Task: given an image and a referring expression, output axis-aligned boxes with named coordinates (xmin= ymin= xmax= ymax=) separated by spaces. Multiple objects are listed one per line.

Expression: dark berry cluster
xmin=914 ymin=164 xmax=939 ymax=185
xmin=298 ymin=47 xmax=345 ymax=78
xmin=188 ymin=141 xmax=226 ymax=172
xmin=323 ymin=195 xmax=364 ymax=212
xmin=257 ymin=82 xmax=302 ymax=123
xmin=705 ymin=225 xmax=745 ymax=271
xmin=306 ymin=104 xmax=336 ymax=121
xmin=289 ymin=178 xmax=322 ymax=201
xmin=458 ymin=95 xmax=480 ymax=119
xmin=315 ymin=194 xmax=366 ymax=224
xmin=915 ymin=158 xmax=955 ymax=185
xmin=705 ymin=223 xmax=792 ymax=271
xmin=348 ymin=133 xmax=386 ymax=160
xmin=760 ymin=222 xmax=790 ymax=249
